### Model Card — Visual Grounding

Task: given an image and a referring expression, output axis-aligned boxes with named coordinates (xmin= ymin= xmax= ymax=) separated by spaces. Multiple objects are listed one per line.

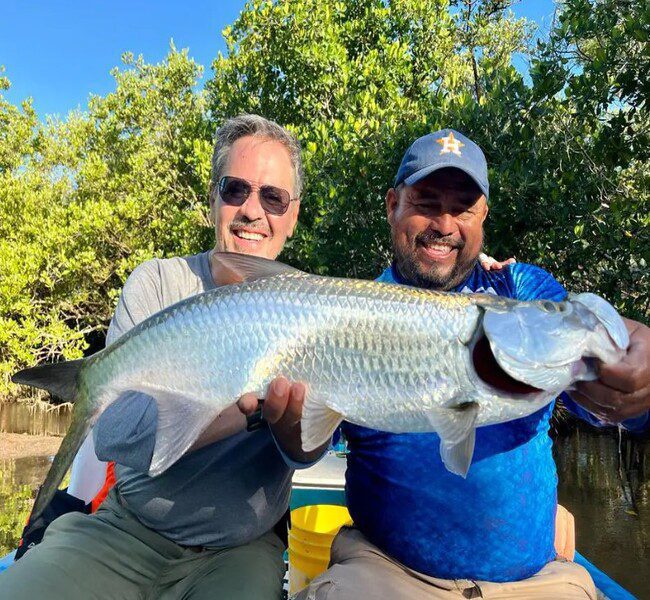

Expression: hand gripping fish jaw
xmin=478 ymin=292 xmax=629 ymax=393
xmin=431 ymin=292 xmax=629 ymax=479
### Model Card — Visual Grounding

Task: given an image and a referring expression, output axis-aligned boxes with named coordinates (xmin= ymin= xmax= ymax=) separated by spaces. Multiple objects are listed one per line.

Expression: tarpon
xmin=13 ymin=252 xmax=628 ymax=520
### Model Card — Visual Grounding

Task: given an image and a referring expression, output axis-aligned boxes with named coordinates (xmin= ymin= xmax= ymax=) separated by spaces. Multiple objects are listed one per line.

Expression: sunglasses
xmin=218 ymin=176 xmax=296 ymax=216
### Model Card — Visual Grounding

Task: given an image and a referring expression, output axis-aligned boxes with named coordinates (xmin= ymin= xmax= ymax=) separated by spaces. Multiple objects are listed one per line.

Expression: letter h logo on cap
xmin=436 ymin=132 xmax=464 ymax=156
xmin=393 ymin=128 xmax=490 ymax=201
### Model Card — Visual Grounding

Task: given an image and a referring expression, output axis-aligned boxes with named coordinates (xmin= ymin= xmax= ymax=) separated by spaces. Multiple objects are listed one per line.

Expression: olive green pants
xmin=1 ymin=492 xmax=286 ymax=600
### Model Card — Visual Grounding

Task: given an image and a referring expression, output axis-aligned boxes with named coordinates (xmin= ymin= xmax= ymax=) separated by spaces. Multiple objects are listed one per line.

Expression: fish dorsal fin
xmin=212 ymin=251 xmax=303 ymax=285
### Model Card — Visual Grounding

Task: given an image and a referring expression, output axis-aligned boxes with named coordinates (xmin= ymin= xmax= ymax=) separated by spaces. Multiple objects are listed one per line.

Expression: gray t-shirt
xmin=93 ymin=251 xmax=304 ymax=548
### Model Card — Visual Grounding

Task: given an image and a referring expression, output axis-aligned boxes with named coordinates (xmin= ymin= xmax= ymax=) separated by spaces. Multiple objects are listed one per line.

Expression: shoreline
xmin=0 ymin=432 xmax=63 ymax=460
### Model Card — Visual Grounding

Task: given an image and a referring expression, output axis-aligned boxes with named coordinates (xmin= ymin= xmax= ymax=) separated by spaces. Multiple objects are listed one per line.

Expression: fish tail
xmin=30 ymin=403 xmax=96 ymax=520
xmin=12 ymin=359 xmax=85 ymax=402
xmin=12 ymin=359 xmax=95 ymax=520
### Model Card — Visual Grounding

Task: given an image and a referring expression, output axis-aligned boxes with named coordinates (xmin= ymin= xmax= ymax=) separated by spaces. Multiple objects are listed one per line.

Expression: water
xmin=0 ymin=404 xmax=647 ymax=596
xmin=555 ymin=429 xmax=649 ymax=598
xmin=0 ymin=403 xmax=71 ymax=555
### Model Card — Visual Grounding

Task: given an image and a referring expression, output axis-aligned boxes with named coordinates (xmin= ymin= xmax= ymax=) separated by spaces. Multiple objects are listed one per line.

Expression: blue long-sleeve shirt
xmin=342 ymin=262 xmax=647 ymax=582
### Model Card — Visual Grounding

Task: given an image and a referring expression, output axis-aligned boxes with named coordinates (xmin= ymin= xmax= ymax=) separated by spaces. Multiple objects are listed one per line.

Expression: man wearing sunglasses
xmin=4 ymin=114 xmax=326 ymax=599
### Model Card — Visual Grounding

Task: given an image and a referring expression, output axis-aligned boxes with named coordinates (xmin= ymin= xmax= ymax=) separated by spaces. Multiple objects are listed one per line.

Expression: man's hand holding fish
xmin=570 ymin=317 xmax=650 ymax=425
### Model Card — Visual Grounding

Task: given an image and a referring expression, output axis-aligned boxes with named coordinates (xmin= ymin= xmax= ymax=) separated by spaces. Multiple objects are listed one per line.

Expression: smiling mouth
xmin=418 ymin=242 xmax=457 ymax=258
xmin=232 ymin=230 xmax=267 ymax=242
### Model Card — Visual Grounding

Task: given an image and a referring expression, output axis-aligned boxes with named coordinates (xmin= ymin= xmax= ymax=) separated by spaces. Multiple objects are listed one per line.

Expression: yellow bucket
xmin=288 ymin=504 xmax=352 ymax=594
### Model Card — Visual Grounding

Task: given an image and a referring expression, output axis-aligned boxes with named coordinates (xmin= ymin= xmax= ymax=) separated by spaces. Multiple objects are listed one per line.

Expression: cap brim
xmin=403 ymin=164 xmax=489 ymax=199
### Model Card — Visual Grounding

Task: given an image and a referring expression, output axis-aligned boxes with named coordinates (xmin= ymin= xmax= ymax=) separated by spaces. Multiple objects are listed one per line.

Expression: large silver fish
xmin=13 ymin=252 xmax=628 ymax=520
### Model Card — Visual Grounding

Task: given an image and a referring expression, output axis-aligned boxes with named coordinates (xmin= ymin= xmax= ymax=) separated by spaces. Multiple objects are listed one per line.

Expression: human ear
xmin=481 ymin=200 xmax=489 ymax=224
xmin=287 ymin=199 xmax=300 ymax=237
xmin=386 ymin=188 xmax=399 ymax=226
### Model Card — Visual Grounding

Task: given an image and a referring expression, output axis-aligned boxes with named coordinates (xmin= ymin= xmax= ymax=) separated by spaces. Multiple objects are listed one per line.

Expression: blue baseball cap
xmin=394 ymin=129 xmax=489 ymax=199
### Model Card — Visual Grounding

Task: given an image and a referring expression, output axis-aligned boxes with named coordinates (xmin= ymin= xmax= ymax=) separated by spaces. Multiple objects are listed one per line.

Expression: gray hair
xmin=209 ymin=114 xmax=304 ymax=200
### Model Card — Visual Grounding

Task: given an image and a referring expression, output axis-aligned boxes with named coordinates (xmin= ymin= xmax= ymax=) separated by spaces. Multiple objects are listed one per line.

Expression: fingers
xmin=478 ymin=253 xmax=516 ymax=271
xmin=279 ymin=381 xmax=306 ymax=427
xmin=571 ymin=383 xmax=650 ymax=423
xmin=598 ymin=360 xmax=645 ymax=394
xmin=597 ymin=321 xmax=649 ymax=394
xmin=262 ymin=377 xmax=306 ymax=426
xmin=571 ymin=318 xmax=650 ymax=423
xmin=260 ymin=377 xmax=289 ymax=424
xmin=237 ymin=392 xmax=260 ymax=416
xmin=237 ymin=377 xmax=307 ymax=426
xmin=478 ymin=253 xmax=496 ymax=270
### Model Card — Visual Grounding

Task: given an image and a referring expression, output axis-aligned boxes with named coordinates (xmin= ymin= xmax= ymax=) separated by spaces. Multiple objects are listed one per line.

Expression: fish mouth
xmin=471 ymin=334 xmax=542 ymax=396
xmin=474 ymin=295 xmax=627 ymax=393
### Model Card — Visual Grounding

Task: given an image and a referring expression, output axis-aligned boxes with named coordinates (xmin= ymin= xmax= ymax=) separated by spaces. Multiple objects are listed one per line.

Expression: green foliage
xmin=1 ymin=47 xmax=213 ymax=397
xmin=207 ymin=0 xmax=531 ymax=275
xmin=206 ymin=0 xmax=647 ymax=318
xmin=0 ymin=459 xmax=32 ymax=555
xmin=506 ymin=0 xmax=649 ymax=318
xmin=1 ymin=1 xmax=648 ymax=398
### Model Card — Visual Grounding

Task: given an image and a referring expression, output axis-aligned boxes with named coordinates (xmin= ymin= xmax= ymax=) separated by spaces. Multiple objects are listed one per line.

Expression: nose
xmin=238 ymin=189 xmax=266 ymax=221
xmin=429 ymin=211 xmax=456 ymax=236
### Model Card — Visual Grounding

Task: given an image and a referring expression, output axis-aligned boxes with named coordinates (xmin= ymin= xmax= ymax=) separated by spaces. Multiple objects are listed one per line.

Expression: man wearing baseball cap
xmin=296 ymin=129 xmax=650 ymax=599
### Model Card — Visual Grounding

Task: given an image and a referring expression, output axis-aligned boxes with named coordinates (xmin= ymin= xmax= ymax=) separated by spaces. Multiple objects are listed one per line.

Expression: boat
xmin=0 ymin=452 xmax=639 ymax=599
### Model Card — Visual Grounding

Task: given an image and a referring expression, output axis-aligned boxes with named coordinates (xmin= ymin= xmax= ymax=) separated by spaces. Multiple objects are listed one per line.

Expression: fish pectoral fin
xmin=301 ymin=395 xmax=343 ymax=453
xmin=426 ymin=402 xmax=479 ymax=478
xmin=439 ymin=429 xmax=476 ymax=479
xmin=137 ymin=386 xmax=220 ymax=477
xmin=212 ymin=251 xmax=303 ymax=284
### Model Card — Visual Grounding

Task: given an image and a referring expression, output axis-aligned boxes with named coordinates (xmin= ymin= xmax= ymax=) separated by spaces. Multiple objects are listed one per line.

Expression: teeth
xmin=425 ymin=243 xmax=452 ymax=253
xmin=235 ymin=231 xmax=264 ymax=241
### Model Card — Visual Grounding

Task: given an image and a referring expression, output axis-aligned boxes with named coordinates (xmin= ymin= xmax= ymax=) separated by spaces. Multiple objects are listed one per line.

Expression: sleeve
xmin=509 ymin=263 xmax=568 ymax=303
xmin=559 ymin=392 xmax=650 ymax=433
xmin=91 ymin=260 xmax=165 ymax=470
xmin=93 ymin=391 xmax=158 ymax=471
xmin=105 ymin=260 xmax=165 ymax=345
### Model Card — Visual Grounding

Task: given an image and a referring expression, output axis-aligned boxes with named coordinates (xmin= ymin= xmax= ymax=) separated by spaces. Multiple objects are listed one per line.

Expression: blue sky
xmin=1 ymin=0 xmax=556 ymax=119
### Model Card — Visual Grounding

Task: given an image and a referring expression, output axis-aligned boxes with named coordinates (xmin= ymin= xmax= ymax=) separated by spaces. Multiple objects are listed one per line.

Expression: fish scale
xmin=88 ymin=274 xmax=476 ymax=427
